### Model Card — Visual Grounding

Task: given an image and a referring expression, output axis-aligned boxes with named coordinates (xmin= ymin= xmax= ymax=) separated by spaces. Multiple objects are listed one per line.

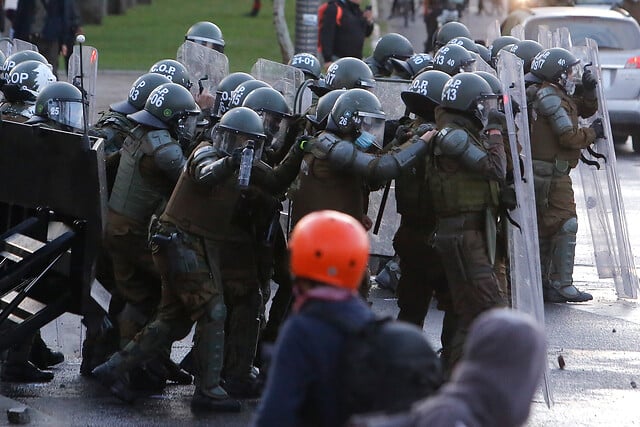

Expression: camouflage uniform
xmin=427 ymin=107 xmax=508 ymax=371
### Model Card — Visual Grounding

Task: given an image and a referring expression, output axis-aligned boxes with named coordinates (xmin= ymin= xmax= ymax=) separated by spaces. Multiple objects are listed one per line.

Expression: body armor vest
xmin=290 ymin=133 xmax=367 ymax=225
xmin=395 ymin=118 xmax=433 ymax=223
xmin=108 ymin=127 xmax=176 ymax=224
xmin=528 ymin=82 xmax=581 ymax=167
xmin=162 ymin=143 xmax=242 ymax=241
xmin=427 ymin=125 xmax=500 ymax=216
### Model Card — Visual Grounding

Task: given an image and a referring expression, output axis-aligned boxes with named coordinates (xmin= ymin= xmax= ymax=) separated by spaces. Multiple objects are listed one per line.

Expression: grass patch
xmin=84 ymin=0 xmax=296 ymax=73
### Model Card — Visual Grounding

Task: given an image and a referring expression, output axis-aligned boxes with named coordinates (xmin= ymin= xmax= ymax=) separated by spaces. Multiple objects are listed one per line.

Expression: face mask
xmin=355 ymin=131 xmax=376 ymax=150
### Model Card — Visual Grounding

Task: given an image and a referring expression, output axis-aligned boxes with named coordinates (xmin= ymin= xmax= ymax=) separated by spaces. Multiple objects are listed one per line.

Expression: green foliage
xmin=84 ymin=0 xmax=297 ymax=72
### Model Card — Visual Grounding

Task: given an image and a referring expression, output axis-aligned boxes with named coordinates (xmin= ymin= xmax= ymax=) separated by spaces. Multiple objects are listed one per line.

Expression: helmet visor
xmin=357 ymin=111 xmax=386 ymax=149
xmin=187 ymin=36 xmax=224 ymax=53
xmin=47 ymin=99 xmax=85 ymax=131
xmin=460 ymin=58 xmax=476 ymax=72
xmin=476 ymin=95 xmax=500 ymax=126
xmin=176 ymin=114 xmax=199 ymax=141
xmin=260 ymin=111 xmax=286 ymax=146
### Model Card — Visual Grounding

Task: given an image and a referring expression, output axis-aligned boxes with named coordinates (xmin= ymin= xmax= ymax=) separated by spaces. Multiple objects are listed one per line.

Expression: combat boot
xmin=191 ymin=297 xmax=241 ymax=412
xmin=1 ymin=361 xmax=53 ymax=383
xmin=545 ymin=218 xmax=593 ymax=303
xmin=92 ymin=353 xmax=137 ymax=403
xmin=30 ymin=333 xmax=64 ymax=369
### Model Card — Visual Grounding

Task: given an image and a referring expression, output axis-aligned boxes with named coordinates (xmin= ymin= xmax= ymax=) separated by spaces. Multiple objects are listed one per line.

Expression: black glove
xmin=582 ymin=68 xmax=598 ymax=91
xmin=500 ymin=184 xmax=517 ymax=211
xmin=510 ymin=98 xmax=521 ymax=116
xmin=484 ymin=109 xmax=507 ymax=133
xmin=394 ymin=124 xmax=413 ymax=144
xmin=230 ymin=147 xmax=243 ymax=167
xmin=590 ymin=118 xmax=605 ymax=139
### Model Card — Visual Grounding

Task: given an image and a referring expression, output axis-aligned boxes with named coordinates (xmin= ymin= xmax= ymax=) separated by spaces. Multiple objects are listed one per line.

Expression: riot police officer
xmin=427 ymin=72 xmax=508 ymax=372
xmin=527 ymin=47 xmax=598 ymax=303
xmin=364 ymin=32 xmax=415 ymax=77
xmin=432 ymin=44 xmax=476 ymax=76
xmin=184 ymin=21 xmax=225 ymax=53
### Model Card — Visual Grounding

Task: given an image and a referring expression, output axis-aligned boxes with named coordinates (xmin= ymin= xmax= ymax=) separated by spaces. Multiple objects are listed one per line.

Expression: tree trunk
xmin=273 ymin=0 xmax=293 ymax=63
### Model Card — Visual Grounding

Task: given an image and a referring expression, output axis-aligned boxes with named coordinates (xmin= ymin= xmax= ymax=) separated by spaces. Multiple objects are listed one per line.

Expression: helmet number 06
xmin=150 ymin=87 xmax=170 ymax=108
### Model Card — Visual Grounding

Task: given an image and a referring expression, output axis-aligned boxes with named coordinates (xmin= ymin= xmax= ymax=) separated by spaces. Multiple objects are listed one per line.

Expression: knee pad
xmin=204 ymin=296 xmax=227 ymax=324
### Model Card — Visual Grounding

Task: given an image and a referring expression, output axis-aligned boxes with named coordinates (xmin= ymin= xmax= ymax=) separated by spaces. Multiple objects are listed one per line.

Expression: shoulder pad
xmin=154 ymin=143 xmax=185 ymax=174
xmin=141 ymin=129 xmax=175 ymax=155
xmin=191 ymin=144 xmax=218 ymax=166
xmin=436 ymin=127 xmax=469 ymax=146
xmin=535 ymin=86 xmax=562 ymax=117
xmin=309 ymin=132 xmax=341 ymax=159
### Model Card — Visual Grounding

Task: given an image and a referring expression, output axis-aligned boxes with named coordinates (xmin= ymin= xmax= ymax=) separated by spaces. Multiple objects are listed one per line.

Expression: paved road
xmin=1 ymin=2 xmax=639 ymax=426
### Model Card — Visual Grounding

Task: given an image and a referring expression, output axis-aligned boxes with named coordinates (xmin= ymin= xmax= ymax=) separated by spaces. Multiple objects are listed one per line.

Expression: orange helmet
xmin=289 ymin=210 xmax=370 ymax=291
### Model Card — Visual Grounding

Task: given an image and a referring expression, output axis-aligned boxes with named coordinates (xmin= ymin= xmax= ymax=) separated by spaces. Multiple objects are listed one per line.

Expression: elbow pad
xmin=535 ymin=86 xmax=573 ymax=135
xmin=367 ymin=138 xmax=429 ymax=181
xmin=435 ymin=128 xmax=487 ymax=167
xmin=190 ymin=145 xmax=232 ymax=183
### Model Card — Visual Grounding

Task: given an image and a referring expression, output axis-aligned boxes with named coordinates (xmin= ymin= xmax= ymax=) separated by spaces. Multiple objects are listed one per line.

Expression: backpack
xmin=310 ymin=310 xmax=443 ymax=416
xmin=318 ymin=1 xmax=344 ymax=53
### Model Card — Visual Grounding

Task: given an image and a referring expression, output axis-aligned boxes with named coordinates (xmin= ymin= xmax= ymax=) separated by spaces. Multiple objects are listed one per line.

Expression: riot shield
xmin=537 ymin=25 xmax=553 ymax=49
xmin=510 ymin=24 xmax=525 ymax=40
xmin=68 ymin=44 xmax=98 ymax=127
xmin=293 ymin=79 xmax=315 ymax=116
xmin=497 ymin=50 xmax=553 ymax=408
xmin=0 ymin=37 xmax=38 ymax=57
xmin=368 ymin=185 xmax=399 ymax=258
xmin=371 ymin=78 xmax=410 ymax=121
xmin=486 ymin=19 xmax=501 ymax=46
xmin=471 ymin=52 xmax=496 ymax=75
xmin=251 ymin=58 xmax=306 ymax=112
xmin=0 ymin=121 xmax=107 ymax=350
xmin=176 ymin=40 xmax=229 ymax=98
xmin=573 ymin=40 xmax=639 ymax=299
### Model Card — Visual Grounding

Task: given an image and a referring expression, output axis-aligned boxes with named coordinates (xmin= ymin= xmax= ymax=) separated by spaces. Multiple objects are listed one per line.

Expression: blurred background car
xmin=502 ymin=6 xmax=640 ymax=153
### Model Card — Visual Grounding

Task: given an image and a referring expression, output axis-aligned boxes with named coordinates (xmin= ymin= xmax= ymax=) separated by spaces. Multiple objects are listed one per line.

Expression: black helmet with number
xmin=433 ymin=44 xmax=476 ymax=76
xmin=475 ymin=71 xmax=502 ymax=95
xmin=27 ymin=81 xmax=85 ymax=130
xmin=213 ymin=72 xmax=255 ymax=118
xmin=441 ymin=72 xmax=499 ymax=126
xmin=110 ymin=73 xmax=171 ymax=115
xmin=2 ymin=59 xmax=56 ymax=103
xmin=289 ymin=52 xmax=322 ymax=80
xmin=242 ymin=86 xmax=292 ymax=143
xmin=372 ymin=33 xmax=415 ymax=75
xmin=509 ymin=40 xmax=544 ymax=74
xmin=312 ymin=57 xmax=376 ymax=96
xmin=401 ymin=69 xmax=449 ymax=119
xmin=148 ymin=59 xmax=193 ymax=90
xmin=306 ymin=89 xmax=347 ymax=129
xmin=447 ymin=36 xmax=479 ymax=53
xmin=389 ymin=53 xmax=434 ymax=79
xmin=129 ymin=82 xmax=201 ymax=141
xmin=326 ymin=88 xmax=386 ymax=148
xmin=434 ymin=22 xmax=472 ymax=50
xmin=185 ymin=21 xmax=225 ymax=53
xmin=227 ymin=79 xmax=270 ymax=110
xmin=489 ymin=36 xmax=520 ymax=67
xmin=530 ymin=48 xmax=580 ymax=92
xmin=215 ymin=106 xmax=267 ymax=161
xmin=2 ymin=50 xmax=49 ymax=83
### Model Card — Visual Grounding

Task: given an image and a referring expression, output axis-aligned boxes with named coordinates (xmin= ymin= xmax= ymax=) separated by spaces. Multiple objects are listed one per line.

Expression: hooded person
xmin=349 ymin=308 xmax=547 ymax=427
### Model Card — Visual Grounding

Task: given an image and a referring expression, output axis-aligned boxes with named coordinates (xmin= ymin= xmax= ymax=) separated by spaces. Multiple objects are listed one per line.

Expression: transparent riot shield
xmin=553 ymin=27 xmax=572 ymax=51
xmin=251 ymin=58 xmax=306 ymax=112
xmin=368 ymin=185 xmax=399 ymax=258
xmin=510 ymin=24 xmax=525 ymax=40
xmin=176 ymin=40 xmax=229 ymax=98
xmin=573 ymin=40 xmax=639 ymax=299
xmin=68 ymin=44 xmax=98 ymax=127
xmin=537 ymin=25 xmax=553 ymax=49
xmin=471 ymin=52 xmax=496 ymax=75
xmin=497 ymin=50 xmax=553 ymax=408
xmin=0 ymin=37 xmax=38 ymax=57
xmin=486 ymin=19 xmax=501 ymax=46
xmin=371 ymin=78 xmax=410 ymax=121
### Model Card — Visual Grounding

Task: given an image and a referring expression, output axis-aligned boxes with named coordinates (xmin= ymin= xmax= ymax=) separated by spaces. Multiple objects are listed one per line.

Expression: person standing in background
xmin=318 ymin=0 xmax=374 ymax=71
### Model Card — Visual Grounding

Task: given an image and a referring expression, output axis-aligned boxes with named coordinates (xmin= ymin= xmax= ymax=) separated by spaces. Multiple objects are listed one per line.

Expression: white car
xmin=502 ymin=6 xmax=640 ymax=153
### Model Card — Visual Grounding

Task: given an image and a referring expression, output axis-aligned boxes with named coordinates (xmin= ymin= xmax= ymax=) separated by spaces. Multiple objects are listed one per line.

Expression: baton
xmin=373 ymin=181 xmax=391 ymax=235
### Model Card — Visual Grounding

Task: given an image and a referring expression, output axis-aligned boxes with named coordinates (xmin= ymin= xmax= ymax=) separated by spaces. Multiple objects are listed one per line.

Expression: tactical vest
xmin=528 ymin=82 xmax=581 ymax=167
xmin=427 ymin=125 xmax=500 ymax=216
xmin=161 ymin=143 xmax=242 ymax=241
xmin=289 ymin=133 xmax=367 ymax=226
xmin=108 ymin=127 xmax=176 ymax=224
xmin=90 ymin=110 xmax=135 ymax=155
xmin=0 ymin=102 xmax=33 ymax=122
xmin=395 ymin=118 xmax=433 ymax=223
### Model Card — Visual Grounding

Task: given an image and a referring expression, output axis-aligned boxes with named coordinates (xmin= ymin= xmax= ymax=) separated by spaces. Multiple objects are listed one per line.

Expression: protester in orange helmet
xmin=251 ymin=210 xmax=375 ymax=427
